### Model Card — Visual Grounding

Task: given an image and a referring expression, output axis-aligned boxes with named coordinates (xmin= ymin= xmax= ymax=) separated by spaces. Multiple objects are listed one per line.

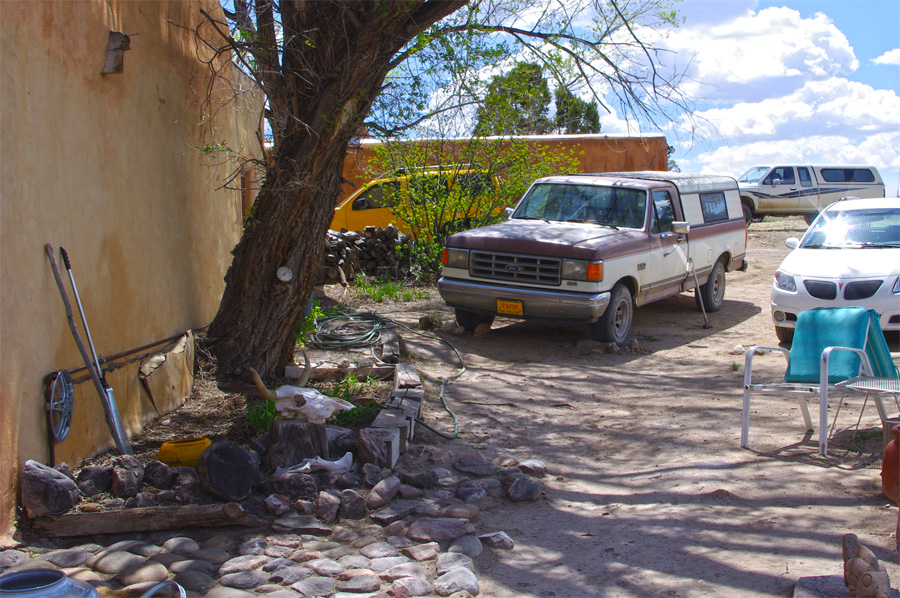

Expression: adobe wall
xmin=0 ymin=1 xmax=263 ymax=535
xmin=339 ymin=134 xmax=669 ymax=202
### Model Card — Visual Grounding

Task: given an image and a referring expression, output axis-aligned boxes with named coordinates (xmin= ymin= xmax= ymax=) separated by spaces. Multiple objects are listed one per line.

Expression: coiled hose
xmin=308 ymin=311 xmax=465 ymax=439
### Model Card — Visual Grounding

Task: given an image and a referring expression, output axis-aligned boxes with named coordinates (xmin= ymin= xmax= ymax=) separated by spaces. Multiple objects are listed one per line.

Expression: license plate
xmin=496 ymin=299 xmax=523 ymax=316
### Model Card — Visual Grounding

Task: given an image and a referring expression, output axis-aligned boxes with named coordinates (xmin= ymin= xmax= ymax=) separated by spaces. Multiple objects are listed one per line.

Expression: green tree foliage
xmin=369 ymin=137 xmax=581 ymax=277
xmin=555 ymin=88 xmax=600 ymax=134
xmin=473 ymin=62 xmax=552 ymax=136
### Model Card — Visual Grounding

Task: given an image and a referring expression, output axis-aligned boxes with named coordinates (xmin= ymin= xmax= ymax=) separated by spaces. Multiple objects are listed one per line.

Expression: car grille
xmin=804 ymin=280 xmax=837 ymax=300
xmin=844 ymin=280 xmax=883 ymax=300
xmin=469 ymin=251 xmax=561 ymax=285
xmin=802 ymin=279 xmax=885 ymax=301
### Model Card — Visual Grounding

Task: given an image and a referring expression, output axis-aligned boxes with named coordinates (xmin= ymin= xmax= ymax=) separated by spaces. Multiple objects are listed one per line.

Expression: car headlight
xmin=562 ymin=259 xmax=603 ymax=281
xmin=774 ymin=270 xmax=797 ymax=292
xmin=441 ymin=248 xmax=469 ymax=269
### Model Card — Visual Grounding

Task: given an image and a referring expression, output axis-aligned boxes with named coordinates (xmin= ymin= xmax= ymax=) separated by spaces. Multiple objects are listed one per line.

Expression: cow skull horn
xmin=296 ymin=348 xmax=311 ymax=388
xmin=250 ymin=367 xmax=276 ymax=401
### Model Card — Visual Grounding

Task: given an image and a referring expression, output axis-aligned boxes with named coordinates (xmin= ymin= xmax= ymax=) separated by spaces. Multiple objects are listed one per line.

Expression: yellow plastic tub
xmin=157 ymin=437 xmax=211 ymax=467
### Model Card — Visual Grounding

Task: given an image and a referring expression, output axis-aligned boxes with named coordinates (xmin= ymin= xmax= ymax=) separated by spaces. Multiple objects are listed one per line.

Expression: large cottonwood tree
xmin=199 ymin=0 xmax=691 ymax=379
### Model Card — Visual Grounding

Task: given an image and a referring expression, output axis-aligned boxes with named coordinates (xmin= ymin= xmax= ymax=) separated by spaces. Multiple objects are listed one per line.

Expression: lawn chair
xmin=741 ymin=306 xmax=900 ymax=456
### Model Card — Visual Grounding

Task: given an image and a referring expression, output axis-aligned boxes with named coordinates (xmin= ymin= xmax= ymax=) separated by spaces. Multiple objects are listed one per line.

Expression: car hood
xmin=446 ymin=219 xmax=647 ymax=260
xmin=779 ymin=247 xmax=900 ymax=278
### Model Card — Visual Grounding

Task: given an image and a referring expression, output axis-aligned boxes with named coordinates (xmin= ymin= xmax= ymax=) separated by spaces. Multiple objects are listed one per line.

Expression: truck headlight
xmin=442 ymin=248 xmax=469 ymax=269
xmin=774 ymin=270 xmax=796 ymax=292
xmin=562 ymin=260 xmax=603 ymax=281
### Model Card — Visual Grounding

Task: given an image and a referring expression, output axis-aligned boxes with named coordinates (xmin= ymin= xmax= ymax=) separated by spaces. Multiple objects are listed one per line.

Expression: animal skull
xmin=250 ymin=351 xmax=355 ymax=424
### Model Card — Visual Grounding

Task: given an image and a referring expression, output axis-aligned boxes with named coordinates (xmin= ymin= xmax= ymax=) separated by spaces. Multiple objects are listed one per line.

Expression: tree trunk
xmin=205 ymin=1 xmax=466 ymax=379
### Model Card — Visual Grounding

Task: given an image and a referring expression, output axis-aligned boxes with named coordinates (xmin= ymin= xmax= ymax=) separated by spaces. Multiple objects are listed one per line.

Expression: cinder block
xmin=387 ymin=396 xmax=423 ymax=420
xmin=367 ymin=426 xmax=401 ymax=466
xmin=372 ymin=408 xmax=415 ymax=442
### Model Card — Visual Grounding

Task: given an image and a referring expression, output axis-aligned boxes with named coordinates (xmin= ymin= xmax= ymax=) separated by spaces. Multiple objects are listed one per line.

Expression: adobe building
xmin=0 ymin=1 xmax=263 ymax=535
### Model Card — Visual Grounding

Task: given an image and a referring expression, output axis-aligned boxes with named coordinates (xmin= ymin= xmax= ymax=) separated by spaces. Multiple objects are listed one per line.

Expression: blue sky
xmin=638 ymin=0 xmax=900 ymax=195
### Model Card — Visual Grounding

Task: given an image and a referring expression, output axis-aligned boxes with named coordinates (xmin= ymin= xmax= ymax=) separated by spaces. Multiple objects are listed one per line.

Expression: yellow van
xmin=330 ymin=169 xmax=497 ymax=235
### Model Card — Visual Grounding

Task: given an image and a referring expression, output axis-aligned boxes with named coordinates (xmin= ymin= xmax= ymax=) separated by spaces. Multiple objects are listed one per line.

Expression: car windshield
xmin=738 ymin=166 xmax=770 ymax=184
xmin=801 ymin=207 xmax=900 ymax=248
xmin=512 ymin=183 xmax=647 ymax=229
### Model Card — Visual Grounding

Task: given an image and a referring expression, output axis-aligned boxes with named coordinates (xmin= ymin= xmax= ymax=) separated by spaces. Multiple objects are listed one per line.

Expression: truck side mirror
xmin=771 ymin=178 xmax=781 ymax=187
xmin=672 ymin=221 xmax=690 ymax=235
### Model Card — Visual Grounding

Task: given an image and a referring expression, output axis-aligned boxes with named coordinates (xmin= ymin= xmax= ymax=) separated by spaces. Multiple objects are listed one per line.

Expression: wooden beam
xmin=31 ymin=502 xmax=266 ymax=537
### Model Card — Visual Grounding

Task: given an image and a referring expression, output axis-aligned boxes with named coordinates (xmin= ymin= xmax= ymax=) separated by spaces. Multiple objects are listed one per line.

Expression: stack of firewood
xmin=320 ymin=225 xmax=412 ymax=284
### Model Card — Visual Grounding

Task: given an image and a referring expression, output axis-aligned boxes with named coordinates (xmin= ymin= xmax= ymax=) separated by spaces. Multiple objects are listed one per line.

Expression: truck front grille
xmin=469 ymin=251 xmax=561 ymax=285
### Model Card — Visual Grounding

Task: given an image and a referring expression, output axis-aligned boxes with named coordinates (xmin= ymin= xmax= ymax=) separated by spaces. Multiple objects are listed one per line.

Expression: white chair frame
xmin=741 ymin=344 xmax=897 ymax=456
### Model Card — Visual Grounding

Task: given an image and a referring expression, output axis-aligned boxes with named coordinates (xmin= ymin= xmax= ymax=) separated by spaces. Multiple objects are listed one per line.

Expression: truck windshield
xmin=738 ymin=166 xmax=770 ymax=184
xmin=512 ymin=183 xmax=646 ymax=229
xmin=801 ymin=208 xmax=900 ymax=248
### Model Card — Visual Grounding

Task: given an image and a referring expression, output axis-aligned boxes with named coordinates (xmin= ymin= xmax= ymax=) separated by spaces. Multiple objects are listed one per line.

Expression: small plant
xmin=730 ymin=362 xmax=740 ymax=372
xmin=295 ymin=299 xmax=341 ymax=346
xmin=331 ymin=401 xmax=380 ymax=428
xmin=247 ymin=400 xmax=277 ymax=432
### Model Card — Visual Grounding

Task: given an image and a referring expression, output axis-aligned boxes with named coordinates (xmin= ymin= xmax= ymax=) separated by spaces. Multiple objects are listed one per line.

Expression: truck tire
xmin=803 ymin=212 xmax=818 ymax=225
xmin=742 ymin=202 xmax=753 ymax=225
xmin=695 ymin=260 xmax=726 ymax=313
xmin=591 ymin=284 xmax=632 ymax=346
xmin=455 ymin=308 xmax=494 ymax=331
xmin=774 ymin=325 xmax=794 ymax=344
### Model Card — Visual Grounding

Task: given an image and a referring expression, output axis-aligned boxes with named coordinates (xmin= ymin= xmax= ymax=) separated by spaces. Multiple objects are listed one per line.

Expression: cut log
xmin=31 ymin=502 xmax=265 ymax=537
xmin=264 ymin=419 xmax=330 ymax=471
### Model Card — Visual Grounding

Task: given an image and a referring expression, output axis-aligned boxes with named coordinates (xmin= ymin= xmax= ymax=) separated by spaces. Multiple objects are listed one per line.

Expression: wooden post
xmin=264 ymin=419 xmax=329 ymax=471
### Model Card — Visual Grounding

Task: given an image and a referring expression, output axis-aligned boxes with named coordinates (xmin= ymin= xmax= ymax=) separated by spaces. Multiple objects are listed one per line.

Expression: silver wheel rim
xmin=614 ymin=298 xmax=631 ymax=338
xmin=712 ymin=270 xmax=725 ymax=303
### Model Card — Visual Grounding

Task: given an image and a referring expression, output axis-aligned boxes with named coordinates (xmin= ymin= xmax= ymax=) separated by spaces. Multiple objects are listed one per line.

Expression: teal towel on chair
xmin=784 ymin=307 xmax=869 ymax=384
xmin=866 ymin=309 xmax=900 ymax=379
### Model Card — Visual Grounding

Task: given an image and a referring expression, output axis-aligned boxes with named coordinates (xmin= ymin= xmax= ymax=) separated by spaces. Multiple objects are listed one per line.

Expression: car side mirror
xmin=503 ymin=207 xmax=514 ymax=219
xmin=672 ymin=221 xmax=690 ymax=235
xmin=785 ymin=237 xmax=800 ymax=249
xmin=352 ymin=198 xmax=369 ymax=210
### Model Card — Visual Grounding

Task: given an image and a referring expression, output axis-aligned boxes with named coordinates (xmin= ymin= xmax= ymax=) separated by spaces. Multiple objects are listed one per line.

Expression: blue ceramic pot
xmin=0 ymin=569 xmax=99 ymax=598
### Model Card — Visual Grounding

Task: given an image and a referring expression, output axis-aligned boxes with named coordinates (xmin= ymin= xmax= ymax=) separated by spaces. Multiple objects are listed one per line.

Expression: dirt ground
xmin=78 ymin=217 xmax=900 ymax=597
xmin=353 ymin=217 xmax=900 ymax=598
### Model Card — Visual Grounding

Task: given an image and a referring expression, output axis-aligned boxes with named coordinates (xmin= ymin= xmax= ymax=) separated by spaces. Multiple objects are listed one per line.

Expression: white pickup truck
xmin=737 ymin=164 xmax=885 ymax=224
xmin=438 ymin=172 xmax=748 ymax=345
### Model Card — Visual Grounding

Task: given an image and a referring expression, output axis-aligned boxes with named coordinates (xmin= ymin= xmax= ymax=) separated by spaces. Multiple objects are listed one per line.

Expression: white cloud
xmin=873 ymin=49 xmax=900 ymax=66
xmin=654 ymin=6 xmax=858 ymax=103
xmin=686 ymin=78 xmax=900 ymax=141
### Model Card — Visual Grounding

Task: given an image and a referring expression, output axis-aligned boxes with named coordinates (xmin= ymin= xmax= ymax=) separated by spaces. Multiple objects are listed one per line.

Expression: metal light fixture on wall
xmin=102 ymin=31 xmax=130 ymax=74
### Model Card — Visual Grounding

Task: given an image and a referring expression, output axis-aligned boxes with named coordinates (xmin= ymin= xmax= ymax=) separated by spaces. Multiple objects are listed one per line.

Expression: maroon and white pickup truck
xmin=438 ymin=172 xmax=748 ymax=345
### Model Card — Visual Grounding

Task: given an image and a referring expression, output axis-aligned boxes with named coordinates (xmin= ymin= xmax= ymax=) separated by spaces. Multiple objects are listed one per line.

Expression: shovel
xmin=45 ymin=244 xmax=132 ymax=454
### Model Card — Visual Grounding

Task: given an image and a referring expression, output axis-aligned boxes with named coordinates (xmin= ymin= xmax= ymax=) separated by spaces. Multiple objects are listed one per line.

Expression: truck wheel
xmin=591 ymin=284 xmax=632 ymax=346
xmin=455 ymin=308 xmax=494 ymax=331
xmin=695 ymin=261 xmax=726 ymax=313
xmin=774 ymin=326 xmax=794 ymax=344
xmin=742 ymin=202 xmax=753 ymax=225
xmin=803 ymin=212 xmax=818 ymax=225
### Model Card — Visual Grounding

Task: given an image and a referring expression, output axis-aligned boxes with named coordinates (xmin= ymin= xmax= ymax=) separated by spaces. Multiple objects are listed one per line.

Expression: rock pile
xmin=8 ymin=445 xmax=547 ymax=597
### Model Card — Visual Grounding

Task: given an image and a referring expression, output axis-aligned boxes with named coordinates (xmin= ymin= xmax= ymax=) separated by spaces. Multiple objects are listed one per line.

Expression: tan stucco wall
xmin=0 ymin=1 xmax=263 ymax=534
xmin=339 ymin=134 xmax=669 ymax=202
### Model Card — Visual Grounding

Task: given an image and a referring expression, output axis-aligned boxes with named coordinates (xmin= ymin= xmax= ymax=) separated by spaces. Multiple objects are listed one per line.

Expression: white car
xmin=771 ymin=197 xmax=900 ymax=342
